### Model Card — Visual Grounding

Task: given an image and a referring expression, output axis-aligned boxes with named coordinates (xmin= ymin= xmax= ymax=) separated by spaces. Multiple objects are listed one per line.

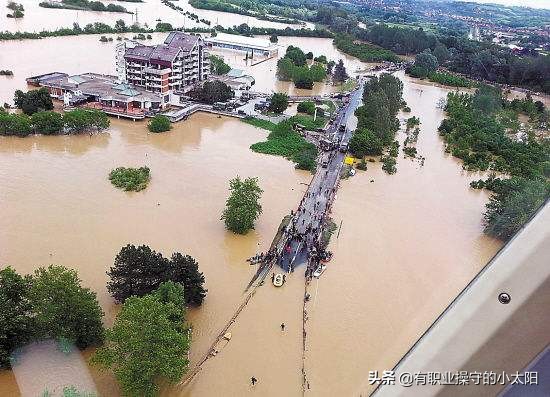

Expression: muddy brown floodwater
xmin=0 ymin=0 xmax=300 ymax=34
xmin=0 ymin=34 xmax=371 ymax=105
xmin=0 ymin=31 xmax=514 ymax=396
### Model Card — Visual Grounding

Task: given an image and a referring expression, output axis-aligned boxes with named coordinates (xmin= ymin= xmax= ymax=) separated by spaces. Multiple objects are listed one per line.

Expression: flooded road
xmin=162 ymin=72 xmax=503 ymax=397
xmin=0 ymin=0 xmax=297 ymax=33
xmin=0 ymin=31 xmax=510 ymax=396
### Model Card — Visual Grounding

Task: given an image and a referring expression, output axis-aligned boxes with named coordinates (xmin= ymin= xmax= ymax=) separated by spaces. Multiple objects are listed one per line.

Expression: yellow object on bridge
xmin=344 ymin=156 xmax=355 ymax=165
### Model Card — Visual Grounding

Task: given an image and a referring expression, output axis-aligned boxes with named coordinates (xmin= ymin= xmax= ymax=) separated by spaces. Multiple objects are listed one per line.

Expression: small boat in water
xmin=313 ymin=264 xmax=327 ymax=278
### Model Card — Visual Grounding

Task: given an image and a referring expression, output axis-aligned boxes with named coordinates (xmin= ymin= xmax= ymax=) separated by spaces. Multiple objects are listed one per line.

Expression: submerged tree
xmin=148 ymin=115 xmax=171 ymax=133
xmin=29 ymin=265 xmax=104 ymax=349
xmin=221 ymin=176 xmax=263 ymax=234
xmin=14 ymin=88 xmax=53 ymax=115
xmin=188 ymin=80 xmax=233 ymax=104
xmin=107 ymin=245 xmax=207 ymax=305
xmin=107 ymin=245 xmax=171 ymax=303
xmin=169 ymin=253 xmax=207 ymax=306
xmin=332 ymin=59 xmax=348 ymax=83
xmin=268 ymin=93 xmax=289 ymax=114
xmin=484 ymin=178 xmax=548 ymax=241
xmin=0 ymin=267 xmax=34 ymax=369
xmin=92 ymin=282 xmax=190 ymax=397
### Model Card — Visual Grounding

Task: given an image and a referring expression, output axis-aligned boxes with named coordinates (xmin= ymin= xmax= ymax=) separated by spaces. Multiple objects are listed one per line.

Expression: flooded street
xmin=0 ymin=30 xmax=507 ymax=396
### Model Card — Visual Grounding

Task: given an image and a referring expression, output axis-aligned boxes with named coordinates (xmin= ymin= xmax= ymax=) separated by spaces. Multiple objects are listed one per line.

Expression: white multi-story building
xmin=118 ymin=31 xmax=210 ymax=101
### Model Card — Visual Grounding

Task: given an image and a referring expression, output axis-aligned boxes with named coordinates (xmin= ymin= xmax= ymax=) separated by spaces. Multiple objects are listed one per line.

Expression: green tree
xmin=309 ymin=63 xmax=327 ymax=82
xmin=284 ymin=45 xmax=307 ymax=66
xmin=349 ymin=128 xmax=383 ymax=157
xmin=412 ymin=50 xmax=439 ymax=77
xmin=297 ymin=101 xmax=316 ymax=115
xmin=268 ymin=93 xmax=289 ymax=114
xmin=0 ymin=267 xmax=34 ymax=369
xmin=107 ymin=245 xmax=207 ymax=305
xmin=292 ymin=67 xmax=314 ymax=89
xmin=91 ymin=283 xmax=190 ymax=397
xmin=169 ymin=253 xmax=207 ymax=306
xmin=14 ymin=88 xmax=53 ymax=115
xmin=332 ymin=59 xmax=348 ymax=83
xmin=114 ymin=19 xmax=126 ymax=32
xmin=209 ymin=54 xmax=231 ymax=75
xmin=148 ymin=115 xmax=172 ymax=133
xmin=29 ymin=266 xmax=104 ymax=349
xmin=109 ymin=166 xmax=150 ymax=191
xmin=314 ymin=55 xmax=327 ymax=64
xmin=484 ymin=179 xmax=548 ymax=241
xmin=188 ymin=80 xmax=234 ymax=104
xmin=276 ymin=57 xmax=295 ymax=81
xmin=63 ymin=109 xmax=109 ymax=133
xmin=269 ymin=34 xmax=278 ymax=43
xmin=433 ymin=42 xmax=449 ymax=64
xmin=327 ymin=60 xmax=335 ymax=75
xmin=107 ymin=245 xmax=170 ymax=303
xmin=0 ymin=112 xmax=32 ymax=137
xmin=31 ymin=111 xmax=64 ymax=135
xmin=221 ymin=176 xmax=263 ymax=234
xmin=473 ymin=85 xmax=502 ymax=114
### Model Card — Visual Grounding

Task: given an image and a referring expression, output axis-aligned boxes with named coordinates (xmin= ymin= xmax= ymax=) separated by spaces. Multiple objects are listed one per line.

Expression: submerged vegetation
xmin=0 ymin=109 xmax=110 ymax=137
xmin=277 ymin=46 xmax=327 ymax=89
xmin=39 ymin=0 xmax=129 ymax=13
xmin=209 ymin=54 xmax=231 ymax=75
xmin=440 ymin=86 xmax=549 ymax=240
xmin=221 ymin=176 xmax=263 ymax=234
xmin=109 ymin=167 xmax=151 ymax=192
xmin=148 ymin=115 xmax=172 ymax=133
xmin=92 ymin=282 xmax=190 ymax=397
xmin=6 ymin=1 xmax=24 ymax=18
xmin=333 ymin=33 xmax=399 ymax=63
xmin=0 ymin=266 xmax=105 ymax=369
xmin=107 ymin=244 xmax=207 ymax=305
xmin=248 ymin=117 xmax=320 ymax=172
xmin=350 ymin=74 xmax=404 ymax=174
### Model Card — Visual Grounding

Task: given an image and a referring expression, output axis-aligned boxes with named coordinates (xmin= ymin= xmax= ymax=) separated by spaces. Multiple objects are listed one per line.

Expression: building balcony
xmin=144 ymin=67 xmax=172 ymax=75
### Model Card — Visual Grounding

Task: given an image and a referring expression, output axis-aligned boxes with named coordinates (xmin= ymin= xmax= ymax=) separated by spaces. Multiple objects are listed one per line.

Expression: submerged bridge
xmin=247 ymin=80 xmax=364 ymax=286
xmin=179 ymin=79 xmax=366 ymax=389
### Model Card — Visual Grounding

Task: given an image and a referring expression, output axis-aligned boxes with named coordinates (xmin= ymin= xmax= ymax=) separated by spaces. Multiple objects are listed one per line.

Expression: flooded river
xmin=0 ymin=34 xmax=370 ymax=105
xmin=0 ymin=0 xmax=297 ymax=33
xmin=0 ymin=31 xmax=508 ymax=396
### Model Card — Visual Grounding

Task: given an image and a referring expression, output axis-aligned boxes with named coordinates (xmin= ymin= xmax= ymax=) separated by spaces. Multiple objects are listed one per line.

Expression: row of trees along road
xmin=349 ymin=74 xmax=404 ymax=174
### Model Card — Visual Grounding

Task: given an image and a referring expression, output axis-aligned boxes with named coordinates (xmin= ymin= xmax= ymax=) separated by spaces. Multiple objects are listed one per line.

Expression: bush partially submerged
xmin=109 ymin=167 xmax=150 ymax=191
